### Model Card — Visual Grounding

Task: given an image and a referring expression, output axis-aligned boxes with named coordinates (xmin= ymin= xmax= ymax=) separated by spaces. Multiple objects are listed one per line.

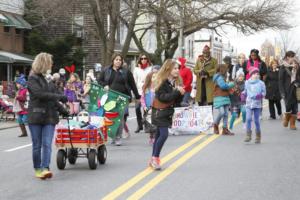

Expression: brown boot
xmin=222 ymin=127 xmax=234 ymax=135
xmin=283 ymin=113 xmax=291 ymax=127
xmin=244 ymin=131 xmax=252 ymax=142
xmin=255 ymin=131 xmax=261 ymax=144
xmin=213 ymin=124 xmax=219 ymax=134
xmin=18 ymin=124 xmax=28 ymax=137
xmin=290 ymin=115 xmax=297 ymax=130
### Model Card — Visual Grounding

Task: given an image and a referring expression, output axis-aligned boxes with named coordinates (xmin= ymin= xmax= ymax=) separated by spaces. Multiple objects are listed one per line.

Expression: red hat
xmin=177 ymin=57 xmax=186 ymax=67
xmin=249 ymin=67 xmax=259 ymax=76
xmin=202 ymin=45 xmax=210 ymax=53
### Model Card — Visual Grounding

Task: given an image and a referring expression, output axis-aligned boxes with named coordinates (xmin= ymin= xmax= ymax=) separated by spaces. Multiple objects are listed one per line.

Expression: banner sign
xmin=88 ymin=83 xmax=130 ymax=138
xmin=172 ymin=106 xmax=213 ymax=133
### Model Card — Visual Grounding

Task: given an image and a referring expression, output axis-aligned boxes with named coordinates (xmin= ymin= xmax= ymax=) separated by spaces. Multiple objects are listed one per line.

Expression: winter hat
xmin=249 ymin=67 xmax=259 ymax=76
xmin=59 ymin=68 xmax=66 ymax=75
xmin=16 ymin=74 xmax=27 ymax=87
xmin=52 ymin=73 xmax=60 ymax=80
xmin=223 ymin=56 xmax=232 ymax=64
xmin=236 ymin=69 xmax=244 ymax=79
xmin=202 ymin=45 xmax=210 ymax=54
xmin=177 ymin=57 xmax=187 ymax=68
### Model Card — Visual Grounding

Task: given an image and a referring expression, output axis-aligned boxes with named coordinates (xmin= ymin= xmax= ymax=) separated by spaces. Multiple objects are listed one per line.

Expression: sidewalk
xmin=0 ymin=120 xmax=18 ymax=130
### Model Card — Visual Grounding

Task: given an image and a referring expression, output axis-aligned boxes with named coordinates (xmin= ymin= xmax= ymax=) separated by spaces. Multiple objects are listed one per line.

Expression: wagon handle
xmin=66 ymin=117 xmax=74 ymax=150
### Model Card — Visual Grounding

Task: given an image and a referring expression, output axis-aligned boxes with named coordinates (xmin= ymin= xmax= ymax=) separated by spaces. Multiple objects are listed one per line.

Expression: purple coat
xmin=64 ymin=82 xmax=83 ymax=102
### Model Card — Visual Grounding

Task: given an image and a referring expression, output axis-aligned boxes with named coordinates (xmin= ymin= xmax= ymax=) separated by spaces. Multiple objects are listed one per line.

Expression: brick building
xmin=0 ymin=0 xmax=32 ymax=82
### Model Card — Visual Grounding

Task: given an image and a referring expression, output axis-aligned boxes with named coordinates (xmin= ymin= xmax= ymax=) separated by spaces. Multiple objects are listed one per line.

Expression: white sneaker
xmin=115 ymin=138 xmax=122 ymax=146
xmin=168 ymin=128 xmax=175 ymax=135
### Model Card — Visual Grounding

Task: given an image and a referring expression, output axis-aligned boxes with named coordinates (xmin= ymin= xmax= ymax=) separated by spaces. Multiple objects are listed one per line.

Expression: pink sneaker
xmin=149 ymin=157 xmax=161 ymax=170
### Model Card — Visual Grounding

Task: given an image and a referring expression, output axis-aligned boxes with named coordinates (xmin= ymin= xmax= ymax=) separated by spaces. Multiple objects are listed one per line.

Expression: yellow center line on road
xmin=102 ymin=134 xmax=207 ymax=200
xmin=126 ymin=117 xmax=244 ymax=200
xmin=127 ymin=134 xmax=220 ymax=200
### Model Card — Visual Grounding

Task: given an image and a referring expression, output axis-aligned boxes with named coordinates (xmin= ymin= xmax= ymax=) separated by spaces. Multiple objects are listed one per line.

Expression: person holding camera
xmin=279 ymin=51 xmax=300 ymax=130
xmin=27 ymin=53 xmax=69 ymax=179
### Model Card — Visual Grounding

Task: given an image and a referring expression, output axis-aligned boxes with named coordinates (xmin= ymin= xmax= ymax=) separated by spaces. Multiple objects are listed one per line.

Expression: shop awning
xmin=2 ymin=13 xmax=31 ymax=29
xmin=0 ymin=13 xmax=8 ymax=23
xmin=0 ymin=51 xmax=33 ymax=64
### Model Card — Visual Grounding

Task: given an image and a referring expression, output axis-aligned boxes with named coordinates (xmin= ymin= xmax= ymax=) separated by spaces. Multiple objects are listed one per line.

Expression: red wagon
xmin=55 ymin=126 xmax=108 ymax=170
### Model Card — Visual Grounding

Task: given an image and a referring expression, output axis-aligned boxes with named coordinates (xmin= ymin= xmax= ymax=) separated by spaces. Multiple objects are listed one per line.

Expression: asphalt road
xmin=0 ymin=106 xmax=299 ymax=200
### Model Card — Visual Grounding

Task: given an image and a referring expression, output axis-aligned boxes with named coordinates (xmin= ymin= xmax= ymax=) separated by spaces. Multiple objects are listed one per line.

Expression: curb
xmin=0 ymin=125 xmax=19 ymax=131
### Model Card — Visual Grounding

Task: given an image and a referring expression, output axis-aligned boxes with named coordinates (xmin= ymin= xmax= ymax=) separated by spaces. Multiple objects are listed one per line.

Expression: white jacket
xmin=133 ymin=66 xmax=152 ymax=95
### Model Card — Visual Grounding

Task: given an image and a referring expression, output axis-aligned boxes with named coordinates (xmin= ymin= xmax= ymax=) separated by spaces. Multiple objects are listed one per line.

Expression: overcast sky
xmin=225 ymin=1 xmax=300 ymax=56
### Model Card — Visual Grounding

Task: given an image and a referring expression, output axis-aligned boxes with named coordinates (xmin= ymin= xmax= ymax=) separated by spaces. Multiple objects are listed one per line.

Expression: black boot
xmin=134 ymin=126 xmax=143 ymax=133
xmin=18 ymin=124 xmax=28 ymax=137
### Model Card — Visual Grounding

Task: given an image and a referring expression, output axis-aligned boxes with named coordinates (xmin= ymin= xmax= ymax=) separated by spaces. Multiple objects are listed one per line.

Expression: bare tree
xmin=127 ymin=0 xmax=293 ymax=64
xmin=279 ymin=31 xmax=300 ymax=57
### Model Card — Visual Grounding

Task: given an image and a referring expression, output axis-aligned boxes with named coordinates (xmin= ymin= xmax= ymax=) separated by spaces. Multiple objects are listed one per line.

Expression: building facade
xmin=0 ymin=0 xmax=32 ymax=82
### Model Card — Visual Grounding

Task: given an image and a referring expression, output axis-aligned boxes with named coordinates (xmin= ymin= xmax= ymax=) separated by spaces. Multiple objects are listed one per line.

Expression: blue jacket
xmin=212 ymin=73 xmax=234 ymax=108
xmin=244 ymin=79 xmax=266 ymax=109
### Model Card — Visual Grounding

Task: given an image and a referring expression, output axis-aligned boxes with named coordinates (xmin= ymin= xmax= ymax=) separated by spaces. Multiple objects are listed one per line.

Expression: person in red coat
xmin=177 ymin=57 xmax=193 ymax=106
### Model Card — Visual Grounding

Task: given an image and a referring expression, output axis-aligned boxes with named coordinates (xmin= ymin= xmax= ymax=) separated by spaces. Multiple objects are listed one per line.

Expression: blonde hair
xmin=154 ymin=59 xmax=181 ymax=91
xmin=269 ymin=59 xmax=279 ymax=67
xmin=31 ymin=52 xmax=53 ymax=74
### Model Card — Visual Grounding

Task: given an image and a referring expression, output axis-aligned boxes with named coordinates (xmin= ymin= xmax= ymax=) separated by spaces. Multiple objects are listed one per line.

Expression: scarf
xmin=141 ymin=63 xmax=149 ymax=69
xmin=246 ymin=59 xmax=260 ymax=80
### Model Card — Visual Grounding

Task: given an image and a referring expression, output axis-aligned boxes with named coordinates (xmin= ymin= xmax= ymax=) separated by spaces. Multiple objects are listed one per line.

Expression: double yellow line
xmin=103 ymin=117 xmax=244 ymax=200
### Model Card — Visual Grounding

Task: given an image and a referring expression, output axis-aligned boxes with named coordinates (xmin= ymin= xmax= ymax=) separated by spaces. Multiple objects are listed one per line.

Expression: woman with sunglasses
xmin=133 ymin=54 xmax=152 ymax=133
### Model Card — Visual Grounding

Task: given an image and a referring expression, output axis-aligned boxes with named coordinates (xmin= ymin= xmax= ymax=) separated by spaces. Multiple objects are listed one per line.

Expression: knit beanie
xmin=249 ymin=67 xmax=259 ymax=76
xmin=16 ymin=74 xmax=27 ymax=87
xmin=236 ymin=69 xmax=245 ymax=79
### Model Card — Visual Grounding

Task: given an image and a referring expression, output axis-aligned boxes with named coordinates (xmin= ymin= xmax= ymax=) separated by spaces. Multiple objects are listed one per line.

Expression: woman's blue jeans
xmin=29 ymin=124 xmax=55 ymax=169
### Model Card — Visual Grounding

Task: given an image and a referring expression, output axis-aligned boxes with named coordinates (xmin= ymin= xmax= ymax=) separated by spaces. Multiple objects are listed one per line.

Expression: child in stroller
xmin=0 ymin=95 xmax=15 ymax=120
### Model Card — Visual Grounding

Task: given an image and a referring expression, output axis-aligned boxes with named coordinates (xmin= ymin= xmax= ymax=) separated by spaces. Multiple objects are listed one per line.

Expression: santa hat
xmin=249 ymin=67 xmax=259 ymax=76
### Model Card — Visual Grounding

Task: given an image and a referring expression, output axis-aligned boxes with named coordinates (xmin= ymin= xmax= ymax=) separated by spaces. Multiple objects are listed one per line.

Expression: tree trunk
xmin=121 ymin=0 xmax=140 ymax=58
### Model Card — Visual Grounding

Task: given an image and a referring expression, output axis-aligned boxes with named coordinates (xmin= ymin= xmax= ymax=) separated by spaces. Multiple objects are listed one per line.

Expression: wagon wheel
xmin=97 ymin=145 xmax=107 ymax=164
xmin=57 ymin=149 xmax=66 ymax=170
xmin=67 ymin=148 xmax=78 ymax=165
xmin=88 ymin=149 xmax=98 ymax=170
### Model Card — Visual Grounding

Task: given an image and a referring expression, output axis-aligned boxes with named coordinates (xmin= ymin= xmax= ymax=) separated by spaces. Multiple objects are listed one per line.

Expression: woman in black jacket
xmin=279 ymin=51 xmax=300 ymax=130
xmin=265 ymin=59 xmax=282 ymax=119
xmin=150 ymin=59 xmax=185 ymax=170
xmin=98 ymin=53 xmax=140 ymax=146
xmin=27 ymin=53 xmax=68 ymax=179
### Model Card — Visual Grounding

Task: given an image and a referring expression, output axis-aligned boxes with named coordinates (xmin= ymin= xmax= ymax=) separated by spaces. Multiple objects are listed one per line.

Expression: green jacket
xmin=193 ymin=56 xmax=217 ymax=103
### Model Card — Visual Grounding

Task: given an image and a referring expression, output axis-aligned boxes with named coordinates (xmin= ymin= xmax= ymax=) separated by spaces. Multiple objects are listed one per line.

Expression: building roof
xmin=0 ymin=51 xmax=33 ymax=64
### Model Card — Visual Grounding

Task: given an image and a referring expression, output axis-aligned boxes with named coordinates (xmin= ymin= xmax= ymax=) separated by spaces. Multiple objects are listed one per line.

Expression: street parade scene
xmin=0 ymin=0 xmax=300 ymax=200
